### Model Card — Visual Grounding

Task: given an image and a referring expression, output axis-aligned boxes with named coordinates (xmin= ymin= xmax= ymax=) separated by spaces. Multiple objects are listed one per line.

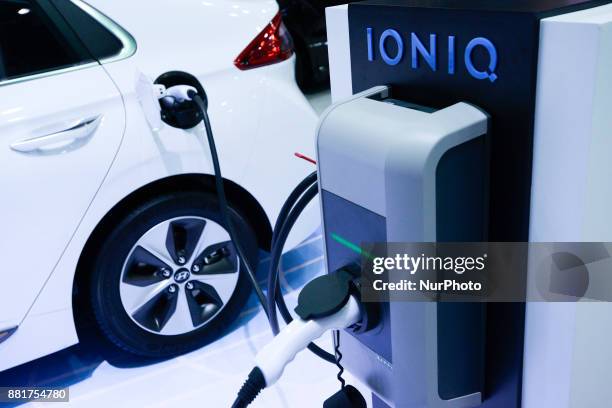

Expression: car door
xmin=0 ymin=0 xmax=125 ymax=330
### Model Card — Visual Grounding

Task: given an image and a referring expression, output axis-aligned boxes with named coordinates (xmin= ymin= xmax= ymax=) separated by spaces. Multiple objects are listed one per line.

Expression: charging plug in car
xmin=135 ymin=70 xmax=209 ymax=130
xmin=154 ymin=71 xmax=209 ymax=129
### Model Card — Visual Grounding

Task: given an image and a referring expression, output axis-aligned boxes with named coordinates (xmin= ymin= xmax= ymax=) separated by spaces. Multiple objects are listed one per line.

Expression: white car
xmin=0 ymin=0 xmax=319 ymax=371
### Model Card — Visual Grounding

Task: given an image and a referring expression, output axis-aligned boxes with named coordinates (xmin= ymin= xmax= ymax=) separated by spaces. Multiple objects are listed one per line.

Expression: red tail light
xmin=234 ymin=12 xmax=294 ymax=70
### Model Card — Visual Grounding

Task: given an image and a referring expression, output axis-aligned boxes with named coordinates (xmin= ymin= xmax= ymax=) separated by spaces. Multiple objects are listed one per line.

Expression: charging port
xmin=154 ymin=71 xmax=207 ymax=129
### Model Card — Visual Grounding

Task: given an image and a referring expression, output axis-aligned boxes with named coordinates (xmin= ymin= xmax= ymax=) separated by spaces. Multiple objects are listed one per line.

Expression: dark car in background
xmin=279 ymin=0 xmax=350 ymax=92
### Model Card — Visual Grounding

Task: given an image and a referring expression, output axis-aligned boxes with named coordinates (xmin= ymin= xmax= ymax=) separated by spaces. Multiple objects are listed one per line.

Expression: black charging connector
xmin=155 ymin=71 xmax=207 ymax=129
xmin=295 ymin=268 xmax=356 ymax=321
xmin=295 ymin=265 xmax=377 ymax=334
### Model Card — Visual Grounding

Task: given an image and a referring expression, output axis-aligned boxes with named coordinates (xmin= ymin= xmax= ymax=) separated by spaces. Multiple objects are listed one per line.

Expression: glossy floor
xmin=0 ymin=232 xmax=369 ymax=408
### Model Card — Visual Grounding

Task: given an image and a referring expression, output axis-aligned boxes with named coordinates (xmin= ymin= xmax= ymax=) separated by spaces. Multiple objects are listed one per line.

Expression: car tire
xmin=88 ymin=190 xmax=257 ymax=358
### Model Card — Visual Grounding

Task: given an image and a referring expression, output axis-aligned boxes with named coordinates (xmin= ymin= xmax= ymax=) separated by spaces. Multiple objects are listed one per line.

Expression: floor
xmin=0 ymin=90 xmax=373 ymax=408
xmin=0 ymin=233 xmax=369 ymax=408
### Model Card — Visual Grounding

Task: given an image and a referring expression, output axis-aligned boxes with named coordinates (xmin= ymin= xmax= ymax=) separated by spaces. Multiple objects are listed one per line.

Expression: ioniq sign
xmin=366 ymin=28 xmax=499 ymax=82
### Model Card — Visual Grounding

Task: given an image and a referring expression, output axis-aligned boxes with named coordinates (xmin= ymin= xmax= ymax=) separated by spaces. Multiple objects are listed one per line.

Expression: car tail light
xmin=234 ymin=12 xmax=294 ymax=70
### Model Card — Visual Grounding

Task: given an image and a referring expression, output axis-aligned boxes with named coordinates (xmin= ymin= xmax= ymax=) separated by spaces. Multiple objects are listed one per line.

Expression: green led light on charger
xmin=330 ymin=233 xmax=375 ymax=260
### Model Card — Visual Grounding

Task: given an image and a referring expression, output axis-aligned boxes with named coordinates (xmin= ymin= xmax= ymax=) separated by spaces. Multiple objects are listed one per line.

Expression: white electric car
xmin=0 ymin=0 xmax=319 ymax=371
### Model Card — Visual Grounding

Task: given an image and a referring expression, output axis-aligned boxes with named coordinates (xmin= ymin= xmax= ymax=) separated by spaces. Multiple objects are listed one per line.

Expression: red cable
xmin=294 ymin=152 xmax=316 ymax=165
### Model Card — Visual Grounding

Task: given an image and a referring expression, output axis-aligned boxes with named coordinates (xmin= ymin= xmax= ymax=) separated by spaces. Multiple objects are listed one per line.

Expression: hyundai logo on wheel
xmin=174 ymin=269 xmax=191 ymax=283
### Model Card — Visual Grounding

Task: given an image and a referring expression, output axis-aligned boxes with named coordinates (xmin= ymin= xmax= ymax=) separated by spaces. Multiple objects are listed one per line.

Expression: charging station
xmin=317 ymin=86 xmax=489 ymax=407
xmin=320 ymin=1 xmax=612 ymax=407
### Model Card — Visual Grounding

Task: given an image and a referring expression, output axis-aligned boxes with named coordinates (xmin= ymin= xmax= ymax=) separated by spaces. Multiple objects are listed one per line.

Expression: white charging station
xmin=317 ymin=85 xmax=489 ymax=407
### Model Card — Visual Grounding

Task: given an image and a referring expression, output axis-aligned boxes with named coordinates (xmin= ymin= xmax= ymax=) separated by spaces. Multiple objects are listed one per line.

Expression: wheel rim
xmin=119 ymin=216 xmax=240 ymax=335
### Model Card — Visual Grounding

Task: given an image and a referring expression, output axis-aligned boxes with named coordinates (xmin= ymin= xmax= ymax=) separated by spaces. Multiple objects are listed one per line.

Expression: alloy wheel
xmin=119 ymin=216 xmax=240 ymax=335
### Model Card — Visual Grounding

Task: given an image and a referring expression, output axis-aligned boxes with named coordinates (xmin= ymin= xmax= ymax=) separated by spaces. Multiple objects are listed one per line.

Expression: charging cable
xmin=185 ymin=88 xmax=270 ymax=318
xmin=266 ymin=175 xmax=337 ymax=363
xmin=231 ymin=269 xmax=363 ymax=407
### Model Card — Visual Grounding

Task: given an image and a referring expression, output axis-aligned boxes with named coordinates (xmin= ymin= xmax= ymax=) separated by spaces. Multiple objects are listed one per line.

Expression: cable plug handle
xmin=255 ymin=295 xmax=361 ymax=386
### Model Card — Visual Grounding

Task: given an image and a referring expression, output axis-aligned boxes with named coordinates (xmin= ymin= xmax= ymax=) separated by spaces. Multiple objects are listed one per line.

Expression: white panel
xmin=569 ymin=304 xmax=612 ymax=408
xmin=326 ymin=5 xmax=353 ymax=102
xmin=525 ymin=4 xmax=612 ymax=408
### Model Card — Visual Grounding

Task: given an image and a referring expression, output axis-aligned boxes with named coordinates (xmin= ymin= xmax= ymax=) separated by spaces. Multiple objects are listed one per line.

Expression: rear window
xmin=0 ymin=0 xmax=92 ymax=81
xmin=52 ymin=0 xmax=126 ymax=61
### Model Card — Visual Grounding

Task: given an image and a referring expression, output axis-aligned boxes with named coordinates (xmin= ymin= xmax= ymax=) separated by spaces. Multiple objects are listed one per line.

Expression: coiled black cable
xmin=334 ymin=330 xmax=346 ymax=388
